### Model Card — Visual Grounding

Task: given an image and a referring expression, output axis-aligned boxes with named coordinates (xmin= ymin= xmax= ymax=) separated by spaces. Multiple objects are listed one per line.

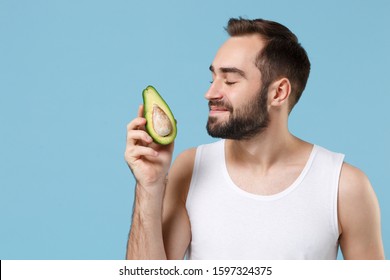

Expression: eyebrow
xmin=209 ymin=65 xmax=247 ymax=79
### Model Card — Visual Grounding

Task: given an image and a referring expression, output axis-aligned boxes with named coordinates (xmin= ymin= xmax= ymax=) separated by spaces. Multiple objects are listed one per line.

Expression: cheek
xmin=231 ymin=83 xmax=259 ymax=105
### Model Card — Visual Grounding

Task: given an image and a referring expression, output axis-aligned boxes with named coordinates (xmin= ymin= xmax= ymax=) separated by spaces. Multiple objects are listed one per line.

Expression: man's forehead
xmin=212 ymin=35 xmax=264 ymax=72
xmin=219 ymin=35 xmax=265 ymax=54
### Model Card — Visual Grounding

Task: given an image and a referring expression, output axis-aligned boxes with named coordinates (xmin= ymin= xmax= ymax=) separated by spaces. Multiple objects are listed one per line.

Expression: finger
xmin=127 ymin=117 xmax=147 ymax=131
xmin=127 ymin=129 xmax=153 ymax=145
xmin=125 ymin=145 xmax=158 ymax=161
xmin=136 ymin=105 xmax=146 ymax=131
xmin=137 ymin=104 xmax=144 ymax=118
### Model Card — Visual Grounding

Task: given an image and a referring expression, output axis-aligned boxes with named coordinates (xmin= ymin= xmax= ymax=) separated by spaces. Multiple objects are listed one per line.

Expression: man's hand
xmin=125 ymin=105 xmax=174 ymax=189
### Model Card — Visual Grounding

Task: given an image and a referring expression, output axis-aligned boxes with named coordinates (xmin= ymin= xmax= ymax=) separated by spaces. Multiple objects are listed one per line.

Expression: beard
xmin=206 ymin=85 xmax=269 ymax=140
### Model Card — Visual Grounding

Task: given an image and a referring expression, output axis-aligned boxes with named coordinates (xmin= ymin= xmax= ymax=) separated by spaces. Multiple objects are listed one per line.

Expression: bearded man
xmin=124 ymin=18 xmax=384 ymax=260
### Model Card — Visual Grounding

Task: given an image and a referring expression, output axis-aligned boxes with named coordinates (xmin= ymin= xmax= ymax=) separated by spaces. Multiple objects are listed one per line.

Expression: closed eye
xmin=225 ymin=81 xmax=237 ymax=85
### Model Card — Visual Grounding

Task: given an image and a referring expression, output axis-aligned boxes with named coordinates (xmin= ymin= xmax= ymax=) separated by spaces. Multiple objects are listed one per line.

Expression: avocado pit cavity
xmin=152 ymin=104 xmax=172 ymax=137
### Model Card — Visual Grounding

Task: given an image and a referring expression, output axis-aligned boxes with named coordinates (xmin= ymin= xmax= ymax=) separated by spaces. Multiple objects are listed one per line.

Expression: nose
xmin=204 ymin=81 xmax=223 ymax=101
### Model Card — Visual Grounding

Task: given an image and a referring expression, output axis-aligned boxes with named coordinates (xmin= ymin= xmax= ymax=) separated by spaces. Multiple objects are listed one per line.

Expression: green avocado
xmin=142 ymin=85 xmax=177 ymax=145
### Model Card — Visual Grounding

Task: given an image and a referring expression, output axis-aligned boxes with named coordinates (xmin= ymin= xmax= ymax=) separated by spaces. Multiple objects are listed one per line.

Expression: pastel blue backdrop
xmin=1 ymin=0 xmax=389 ymax=259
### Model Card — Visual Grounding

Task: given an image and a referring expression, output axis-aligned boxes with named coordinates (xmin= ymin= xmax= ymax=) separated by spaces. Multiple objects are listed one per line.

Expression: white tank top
xmin=185 ymin=140 xmax=344 ymax=260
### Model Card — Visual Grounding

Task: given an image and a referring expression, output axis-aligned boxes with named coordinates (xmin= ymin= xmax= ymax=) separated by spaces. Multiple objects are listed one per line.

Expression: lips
xmin=209 ymin=106 xmax=229 ymax=112
xmin=208 ymin=106 xmax=231 ymax=117
xmin=208 ymin=101 xmax=233 ymax=113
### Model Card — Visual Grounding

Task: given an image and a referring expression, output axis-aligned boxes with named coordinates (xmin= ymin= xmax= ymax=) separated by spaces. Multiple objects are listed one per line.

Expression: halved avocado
xmin=142 ymin=85 xmax=177 ymax=145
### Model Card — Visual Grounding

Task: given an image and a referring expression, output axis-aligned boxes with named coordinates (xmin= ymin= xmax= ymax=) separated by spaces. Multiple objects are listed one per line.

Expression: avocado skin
xmin=142 ymin=85 xmax=177 ymax=145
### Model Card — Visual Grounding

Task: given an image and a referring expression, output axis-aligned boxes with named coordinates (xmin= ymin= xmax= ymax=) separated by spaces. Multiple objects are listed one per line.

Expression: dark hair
xmin=226 ymin=18 xmax=311 ymax=112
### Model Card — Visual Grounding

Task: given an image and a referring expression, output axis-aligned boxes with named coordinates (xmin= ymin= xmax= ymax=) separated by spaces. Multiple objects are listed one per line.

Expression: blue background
xmin=0 ymin=0 xmax=389 ymax=259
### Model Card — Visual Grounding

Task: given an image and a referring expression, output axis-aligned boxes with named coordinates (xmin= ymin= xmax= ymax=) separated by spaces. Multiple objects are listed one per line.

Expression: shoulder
xmin=338 ymin=162 xmax=379 ymax=236
xmin=170 ymin=148 xmax=197 ymax=179
xmin=169 ymin=140 xmax=222 ymax=181
xmin=338 ymin=162 xmax=376 ymax=216
xmin=175 ymin=147 xmax=197 ymax=163
xmin=339 ymin=162 xmax=373 ymax=208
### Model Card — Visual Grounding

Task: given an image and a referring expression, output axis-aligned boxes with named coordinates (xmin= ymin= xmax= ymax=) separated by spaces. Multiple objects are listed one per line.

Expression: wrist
xmin=137 ymin=176 xmax=167 ymax=196
xmin=134 ymin=179 xmax=167 ymax=217
xmin=137 ymin=172 xmax=168 ymax=190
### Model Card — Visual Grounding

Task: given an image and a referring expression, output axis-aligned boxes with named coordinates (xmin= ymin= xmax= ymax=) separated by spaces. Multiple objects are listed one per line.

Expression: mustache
xmin=208 ymin=100 xmax=233 ymax=112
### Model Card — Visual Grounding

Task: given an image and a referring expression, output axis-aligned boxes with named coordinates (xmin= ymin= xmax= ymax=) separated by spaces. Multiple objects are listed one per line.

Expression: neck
xmin=225 ymin=119 xmax=305 ymax=169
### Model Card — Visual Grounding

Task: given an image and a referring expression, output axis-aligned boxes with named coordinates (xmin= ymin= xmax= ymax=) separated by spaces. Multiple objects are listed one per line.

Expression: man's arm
xmin=124 ymin=103 xmax=194 ymax=259
xmin=126 ymin=149 xmax=194 ymax=259
xmin=125 ymin=105 xmax=175 ymax=259
xmin=162 ymin=148 xmax=195 ymax=259
xmin=338 ymin=163 xmax=385 ymax=259
xmin=127 ymin=181 xmax=168 ymax=259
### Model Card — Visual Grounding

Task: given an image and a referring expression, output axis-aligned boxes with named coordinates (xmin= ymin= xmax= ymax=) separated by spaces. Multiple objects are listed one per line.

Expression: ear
xmin=269 ymin=78 xmax=291 ymax=107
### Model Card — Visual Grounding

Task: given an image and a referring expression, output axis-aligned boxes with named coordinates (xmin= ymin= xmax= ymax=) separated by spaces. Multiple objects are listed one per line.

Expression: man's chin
xmin=206 ymin=123 xmax=227 ymax=138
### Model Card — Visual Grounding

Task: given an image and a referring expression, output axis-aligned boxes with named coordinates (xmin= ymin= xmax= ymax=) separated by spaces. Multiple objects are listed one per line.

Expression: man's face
xmin=205 ymin=35 xmax=269 ymax=140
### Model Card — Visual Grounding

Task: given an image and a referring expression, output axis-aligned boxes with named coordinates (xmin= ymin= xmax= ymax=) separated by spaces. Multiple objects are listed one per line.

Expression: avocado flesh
xmin=142 ymin=85 xmax=177 ymax=145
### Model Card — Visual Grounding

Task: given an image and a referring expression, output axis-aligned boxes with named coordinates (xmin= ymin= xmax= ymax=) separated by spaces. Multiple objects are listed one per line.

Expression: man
xmin=124 ymin=18 xmax=384 ymax=259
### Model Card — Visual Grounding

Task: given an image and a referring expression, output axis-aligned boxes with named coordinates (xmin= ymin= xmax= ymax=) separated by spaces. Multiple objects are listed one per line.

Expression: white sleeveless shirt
xmin=185 ymin=140 xmax=344 ymax=259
